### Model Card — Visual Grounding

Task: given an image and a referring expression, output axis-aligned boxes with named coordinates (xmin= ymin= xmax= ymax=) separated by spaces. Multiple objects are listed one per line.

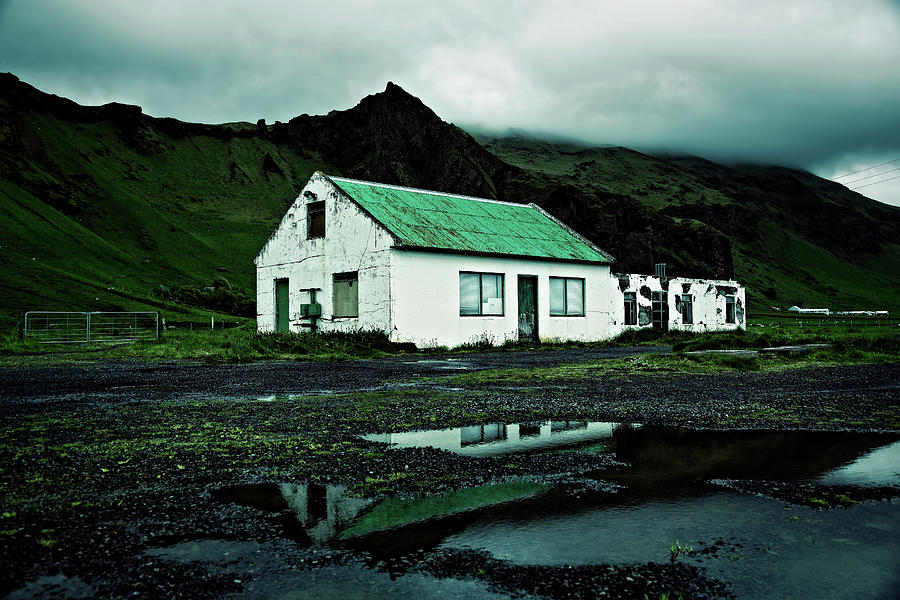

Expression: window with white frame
xmin=459 ymin=272 xmax=504 ymax=316
xmin=725 ymin=295 xmax=736 ymax=324
xmin=333 ymin=272 xmax=358 ymax=317
xmin=550 ymin=277 xmax=585 ymax=316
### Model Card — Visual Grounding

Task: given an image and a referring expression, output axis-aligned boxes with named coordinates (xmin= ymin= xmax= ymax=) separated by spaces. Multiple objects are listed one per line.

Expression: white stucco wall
xmin=389 ymin=251 xmax=616 ymax=348
xmin=255 ymin=172 xmax=395 ymax=333
xmin=611 ymin=273 xmax=746 ymax=333
xmin=668 ymin=277 xmax=746 ymax=331
xmin=255 ymin=174 xmax=746 ymax=344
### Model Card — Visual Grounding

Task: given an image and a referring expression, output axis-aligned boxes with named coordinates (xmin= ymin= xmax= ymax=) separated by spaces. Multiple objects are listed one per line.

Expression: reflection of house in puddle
xmin=364 ymin=421 xmax=630 ymax=457
xmin=279 ymin=483 xmax=375 ymax=544
xmin=215 ymin=482 xmax=374 ymax=545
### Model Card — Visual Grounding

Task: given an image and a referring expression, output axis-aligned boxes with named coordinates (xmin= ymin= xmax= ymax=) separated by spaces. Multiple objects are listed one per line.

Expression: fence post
xmin=86 ymin=312 xmax=91 ymax=343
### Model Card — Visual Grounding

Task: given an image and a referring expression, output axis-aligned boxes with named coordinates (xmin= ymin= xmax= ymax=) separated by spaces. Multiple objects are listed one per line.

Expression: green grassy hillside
xmin=479 ymin=135 xmax=900 ymax=313
xmin=2 ymin=73 xmax=898 ymax=332
xmin=0 ymin=75 xmax=340 ymax=328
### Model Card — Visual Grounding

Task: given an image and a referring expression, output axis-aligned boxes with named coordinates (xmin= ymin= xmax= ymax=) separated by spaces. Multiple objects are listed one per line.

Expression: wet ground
xmin=1 ymin=350 xmax=898 ymax=599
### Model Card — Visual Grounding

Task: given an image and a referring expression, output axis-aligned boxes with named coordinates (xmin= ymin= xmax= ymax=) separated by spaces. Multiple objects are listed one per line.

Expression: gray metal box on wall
xmin=300 ymin=303 xmax=322 ymax=317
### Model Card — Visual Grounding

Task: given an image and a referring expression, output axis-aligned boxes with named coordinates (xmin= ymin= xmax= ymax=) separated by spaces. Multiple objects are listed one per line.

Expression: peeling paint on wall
xmin=638 ymin=305 xmax=652 ymax=326
xmin=614 ymin=273 xmax=746 ymax=334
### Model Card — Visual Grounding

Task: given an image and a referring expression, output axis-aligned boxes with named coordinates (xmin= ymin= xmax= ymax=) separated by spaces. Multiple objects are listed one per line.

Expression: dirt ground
xmin=1 ymin=349 xmax=898 ymax=599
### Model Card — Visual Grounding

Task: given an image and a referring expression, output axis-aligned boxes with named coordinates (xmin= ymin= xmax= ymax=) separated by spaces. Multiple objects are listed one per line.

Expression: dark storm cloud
xmin=1 ymin=0 xmax=898 ymax=204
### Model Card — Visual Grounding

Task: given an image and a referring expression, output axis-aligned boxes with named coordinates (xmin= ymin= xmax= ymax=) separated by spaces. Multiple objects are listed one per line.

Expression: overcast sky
xmin=1 ymin=0 xmax=899 ymax=205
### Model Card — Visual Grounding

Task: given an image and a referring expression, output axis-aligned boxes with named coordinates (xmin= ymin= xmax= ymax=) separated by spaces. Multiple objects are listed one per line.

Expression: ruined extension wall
xmin=612 ymin=273 xmax=745 ymax=333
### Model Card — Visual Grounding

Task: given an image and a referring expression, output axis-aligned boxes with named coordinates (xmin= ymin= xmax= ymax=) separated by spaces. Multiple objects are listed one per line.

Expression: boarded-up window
xmin=307 ymin=201 xmax=325 ymax=238
xmin=725 ymin=295 xmax=736 ymax=324
xmin=333 ymin=272 xmax=358 ymax=318
xmin=550 ymin=277 xmax=585 ymax=316
xmin=624 ymin=292 xmax=637 ymax=325
xmin=459 ymin=272 xmax=504 ymax=316
xmin=680 ymin=294 xmax=693 ymax=324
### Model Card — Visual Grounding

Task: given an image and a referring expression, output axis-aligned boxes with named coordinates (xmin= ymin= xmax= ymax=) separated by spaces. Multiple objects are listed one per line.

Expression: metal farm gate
xmin=24 ymin=312 xmax=159 ymax=344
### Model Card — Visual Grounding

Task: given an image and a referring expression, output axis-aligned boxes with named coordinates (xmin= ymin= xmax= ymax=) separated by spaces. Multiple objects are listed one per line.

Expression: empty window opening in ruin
xmin=624 ymin=291 xmax=637 ymax=325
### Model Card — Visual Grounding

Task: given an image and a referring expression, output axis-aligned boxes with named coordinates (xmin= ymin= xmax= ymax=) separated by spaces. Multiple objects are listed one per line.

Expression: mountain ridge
xmin=1 ymin=73 xmax=897 ymax=327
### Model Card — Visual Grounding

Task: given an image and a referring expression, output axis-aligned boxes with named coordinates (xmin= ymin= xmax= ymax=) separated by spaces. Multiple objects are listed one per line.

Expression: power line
xmin=849 ymin=173 xmax=900 ymax=191
xmin=842 ymin=166 xmax=900 ymax=186
xmin=833 ymin=157 xmax=900 ymax=179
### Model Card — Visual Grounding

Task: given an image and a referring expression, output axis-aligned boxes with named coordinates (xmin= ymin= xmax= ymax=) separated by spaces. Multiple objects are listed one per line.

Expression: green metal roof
xmin=328 ymin=175 xmax=614 ymax=263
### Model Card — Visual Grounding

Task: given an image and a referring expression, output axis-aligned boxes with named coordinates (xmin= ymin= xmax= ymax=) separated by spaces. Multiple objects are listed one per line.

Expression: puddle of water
xmin=5 ymin=574 xmax=95 ymax=600
xmin=818 ymin=440 xmax=900 ymax=487
xmin=604 ymin=426 xmax=900 ymax=490
xmin=213 ymin=480 xmax=548 ymax=548
xmin=211 ymin=483 xmax=375 ymax=545
xmin=212 ymin=425 xmax=900 ymax=599
xmin=412 ymin=359 xmax=471 ymax=370
xmin=147 ymin=539 xmax=514 ymax=600
xmin=441 ymin=490 xmax=900 ymax=600
xmin=364 ymin=420 xmax=626 ymax=457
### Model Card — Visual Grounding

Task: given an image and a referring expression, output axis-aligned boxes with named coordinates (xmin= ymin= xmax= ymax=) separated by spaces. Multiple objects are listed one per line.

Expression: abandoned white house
xmin=255 ymin=172 xmax=746 ymax=347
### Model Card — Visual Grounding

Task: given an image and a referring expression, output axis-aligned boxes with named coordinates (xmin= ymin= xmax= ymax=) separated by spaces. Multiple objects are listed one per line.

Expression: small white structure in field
xmin=788 ymin=306 xmax=831 ymax=315
xmin=255 ymin=173 xmax=746 ymax=347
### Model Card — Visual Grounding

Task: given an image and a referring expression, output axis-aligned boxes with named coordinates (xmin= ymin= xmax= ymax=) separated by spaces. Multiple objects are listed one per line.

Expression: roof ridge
xmin=328 ymin=175 xmax=528 ymax=209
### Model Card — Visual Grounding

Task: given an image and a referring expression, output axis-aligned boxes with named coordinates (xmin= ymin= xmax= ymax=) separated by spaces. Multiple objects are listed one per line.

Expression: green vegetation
xmin=3 ymin=314 xmax=897 ymax=367
xmin=340 ymin=480 xmax=549 ymax=538
xmin=669 ymin=539 xmax=694 ymax=563
xmin=0 ymin=325 xmax=398 ymax=363
xmin=154 ymin=276 xmax=255 ymax=317
xmin=800 ymin=489 xmax=862 ymax=509
xmin=480 ymin=134 xmax=900 ymax=315
xmin=443 ymin=328 xmax=899 ymax=385
xmin=3 ymin=75 xmax=898 ymax=339
xmin=0 ymin=81 xmax=340 ymax=330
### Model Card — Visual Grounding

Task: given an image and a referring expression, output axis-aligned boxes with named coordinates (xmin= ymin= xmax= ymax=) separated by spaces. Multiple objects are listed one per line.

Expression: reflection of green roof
xmin=328 ymin=175 xmax=614 ymax=263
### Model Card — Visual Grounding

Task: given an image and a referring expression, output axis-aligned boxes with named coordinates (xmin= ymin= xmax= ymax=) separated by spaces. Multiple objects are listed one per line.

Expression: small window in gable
xmin=550 ymin=277 xmax=585 ymax=316
xmin=307 ymin=201 xmax=325 ymax=239
xmin=333 ymin=272 xmax=358 ymax=318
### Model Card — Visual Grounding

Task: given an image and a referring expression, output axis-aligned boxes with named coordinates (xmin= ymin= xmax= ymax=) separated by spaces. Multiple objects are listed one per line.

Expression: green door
xmin=275 ymin=278 xmax=289 ymax=332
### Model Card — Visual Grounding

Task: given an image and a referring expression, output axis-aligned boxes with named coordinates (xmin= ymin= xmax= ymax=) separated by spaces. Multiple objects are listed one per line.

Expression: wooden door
xmin=275 ymin=278 xmax=289 ymax=332
xmin=517 ymin=275 xmax=538 ymax=342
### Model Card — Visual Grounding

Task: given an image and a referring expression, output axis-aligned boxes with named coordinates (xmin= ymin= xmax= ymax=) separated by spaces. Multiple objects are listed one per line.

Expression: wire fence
xmin=24 ymin=312 xmax=159 ymax=344
xmin=748 ymin=312 xmax=898 ymax=333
